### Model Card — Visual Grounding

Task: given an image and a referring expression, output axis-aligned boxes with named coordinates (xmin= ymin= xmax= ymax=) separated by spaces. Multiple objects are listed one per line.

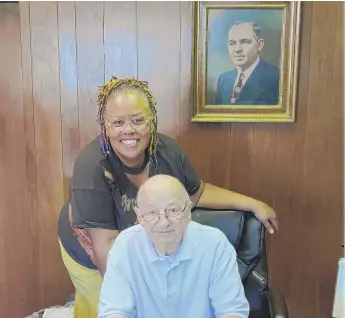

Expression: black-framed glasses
xmin=141 ymin=201 xmax=190 ymax=223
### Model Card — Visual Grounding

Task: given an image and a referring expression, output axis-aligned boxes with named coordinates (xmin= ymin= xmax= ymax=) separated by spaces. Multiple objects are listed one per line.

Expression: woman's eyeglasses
xmin=106 ymin=116 xmax=151 ymax=132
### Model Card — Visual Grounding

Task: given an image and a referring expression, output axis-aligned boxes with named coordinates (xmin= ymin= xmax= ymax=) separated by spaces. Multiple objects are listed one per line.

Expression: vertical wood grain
xmin=20 ymin=2 xmax=40 ymax=316
xmin=178 ymin=1 xmax=193 ymax=137
xmin=178 ymin=1 xmax=211 ymax=182
xmin=206 ymin=123 xmax=231 ymax=188
xmin=229 ymin=123 xmax=254 ymax=196
xmin=75 ymin=1 xmax=104 ymax=148
xmin=269 ymin=2 xmax=313 ymax=311
xmin=137 ymin=1 xmax=181 ymax=138
xmin=251 ymin=124 xmax=277 ymax=208
xmin=0 ymin=2 xmax=341 ymax=317
xmin=104 ymin=1 xmax=137 ymax=80
xmin=0 ymin=3 xmax=39 ymax=317
xmin=30 ymin=1 xmax=71 ymax=307
xmin=318 ymin=2 xmax=344 ymax=317
xmin=326 ymin=2 xmax=344 ymax=220
xmin=299 ymin=3 xmax=337 ymax=317
xmin=58 ymin=2 xmax=80 ymax=201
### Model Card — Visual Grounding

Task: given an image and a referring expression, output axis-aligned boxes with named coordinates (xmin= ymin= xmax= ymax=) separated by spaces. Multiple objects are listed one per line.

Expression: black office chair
xmin=191 ymin=208 xmax=289 ymax=318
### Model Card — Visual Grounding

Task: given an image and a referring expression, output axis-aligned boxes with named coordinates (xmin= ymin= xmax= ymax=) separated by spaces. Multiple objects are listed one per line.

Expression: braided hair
xmin=97 ymin=76 xmax=158 ymax=157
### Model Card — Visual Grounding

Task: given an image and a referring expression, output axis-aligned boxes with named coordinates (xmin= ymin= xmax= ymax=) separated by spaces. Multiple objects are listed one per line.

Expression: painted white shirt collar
xmin=235 ymin=56 xmax=260 ymax=87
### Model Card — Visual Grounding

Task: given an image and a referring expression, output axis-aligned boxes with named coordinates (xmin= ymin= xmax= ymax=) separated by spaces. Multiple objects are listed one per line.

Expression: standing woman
xmin=58 ymin=76 xmax=278 ymax=318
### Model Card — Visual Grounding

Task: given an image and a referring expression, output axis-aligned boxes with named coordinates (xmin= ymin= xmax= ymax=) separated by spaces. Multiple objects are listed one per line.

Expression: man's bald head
xmin=136 ymin=175 xmax=189 ymax=208
xmin=135 ymin=175 xmax=192 ymax=255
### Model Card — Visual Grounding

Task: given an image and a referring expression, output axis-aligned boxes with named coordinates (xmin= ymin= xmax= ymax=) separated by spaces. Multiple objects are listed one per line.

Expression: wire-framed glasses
xmin=106 ymin=115 xmax=151 ymax=132
xmin=141 ymin=201 xmax=190 ymax=223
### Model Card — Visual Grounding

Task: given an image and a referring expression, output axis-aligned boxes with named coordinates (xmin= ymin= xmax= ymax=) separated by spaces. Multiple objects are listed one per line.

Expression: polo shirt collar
xmin=146 ymin=222 xmax=195 ymax=263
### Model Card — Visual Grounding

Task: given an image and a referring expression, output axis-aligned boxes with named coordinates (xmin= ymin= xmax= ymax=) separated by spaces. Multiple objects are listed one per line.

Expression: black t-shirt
xmin=58 ymin=133 xmax=201 ymax=269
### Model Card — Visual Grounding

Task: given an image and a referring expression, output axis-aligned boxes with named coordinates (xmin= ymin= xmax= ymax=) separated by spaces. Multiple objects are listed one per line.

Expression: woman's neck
xmin=115 ymin=152 xmax=148 ymax=175
xmin=122 ymin=155 xmax=145 ymax=168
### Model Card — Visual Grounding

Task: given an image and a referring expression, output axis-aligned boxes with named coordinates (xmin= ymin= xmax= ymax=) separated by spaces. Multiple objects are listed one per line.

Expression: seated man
xmin=98 ymin=175 xmax=249 ymax=318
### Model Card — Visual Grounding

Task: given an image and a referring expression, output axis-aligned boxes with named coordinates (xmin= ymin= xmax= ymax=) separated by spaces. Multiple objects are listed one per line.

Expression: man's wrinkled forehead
xmin=228 ymin=22 xmax=256 ymax=40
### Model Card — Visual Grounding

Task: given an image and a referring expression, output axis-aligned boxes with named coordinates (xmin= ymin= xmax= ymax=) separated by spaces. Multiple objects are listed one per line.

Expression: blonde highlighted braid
xmin=97 ymin=76 xmax=158 ymax=156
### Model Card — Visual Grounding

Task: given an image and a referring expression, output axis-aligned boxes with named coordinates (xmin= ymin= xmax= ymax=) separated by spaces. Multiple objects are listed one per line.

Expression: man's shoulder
xmin=218 ymin=69 xmax=237 ymax=83
xmin=258 ymin=58 xmax=279 ymax=77
xmin=188 ymin=221 xmax=231 ymax=247
xmin=109 ymin=225 xmax=145 ymax=254
xmin=117 ymin=224 xmax=145 ymax=240
xmin=115 ymin=225 xmax=147 ymax=248
xmin=187 ymin=222 xmax=237 ymax=263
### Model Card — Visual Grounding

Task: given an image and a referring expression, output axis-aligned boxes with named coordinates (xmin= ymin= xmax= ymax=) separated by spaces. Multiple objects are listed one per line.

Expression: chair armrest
xmin=267 ymin=289 xmax=289 ymax=318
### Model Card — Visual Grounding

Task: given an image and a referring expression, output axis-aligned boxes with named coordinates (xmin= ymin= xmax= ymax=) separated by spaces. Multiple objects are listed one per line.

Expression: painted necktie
xmin=230 ymin=72 xmax=244 ymax=104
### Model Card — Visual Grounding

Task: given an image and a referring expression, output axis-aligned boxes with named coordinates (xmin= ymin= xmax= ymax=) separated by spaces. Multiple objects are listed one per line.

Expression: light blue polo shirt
xmin=98 ymin=221 xmax=249 ymax=318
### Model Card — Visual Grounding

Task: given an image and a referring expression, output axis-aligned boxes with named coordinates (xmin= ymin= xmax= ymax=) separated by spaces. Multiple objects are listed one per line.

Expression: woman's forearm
xmin=195 ymin=182 xmax=278 ymax=234
xmin=86 ymin=228 xmax=119 ymax=277
xmin=196 ymin=182 xmax=260 ymax=212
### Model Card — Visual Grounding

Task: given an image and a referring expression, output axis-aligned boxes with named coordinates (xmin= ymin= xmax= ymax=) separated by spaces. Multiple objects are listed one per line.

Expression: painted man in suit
xmin=215 ymin=22 xmax=280 ymax=106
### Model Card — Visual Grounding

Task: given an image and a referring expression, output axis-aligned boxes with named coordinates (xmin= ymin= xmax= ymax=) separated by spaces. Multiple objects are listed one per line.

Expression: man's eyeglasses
xmin=141 ymin=201 xmax=190 ymax=223
xmin=106 ymin=115 xmax=151 ymax=132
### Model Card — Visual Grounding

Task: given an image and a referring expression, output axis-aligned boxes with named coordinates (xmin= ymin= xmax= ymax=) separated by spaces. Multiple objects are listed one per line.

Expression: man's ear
xmin=186 ymin=201 xmax=193 ymax=221
xmin=134 ymin=206 xmax=140 ymax=215
xmin=257 ymin=38 xmax=264 ymax=52
xmin=134 ymin=206 xmax=143 ymax=222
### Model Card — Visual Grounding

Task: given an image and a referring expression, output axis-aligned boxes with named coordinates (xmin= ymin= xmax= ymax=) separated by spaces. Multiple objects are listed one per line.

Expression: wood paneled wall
xmin=0 ymin=2 xmax=343 ymax=318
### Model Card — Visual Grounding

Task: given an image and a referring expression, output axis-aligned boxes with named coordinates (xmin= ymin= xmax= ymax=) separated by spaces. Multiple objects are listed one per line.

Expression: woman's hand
xmin=252 ymin=201 xmax=279 ymax=234
xmin=195 ymin=182 xmax=279 ymax=234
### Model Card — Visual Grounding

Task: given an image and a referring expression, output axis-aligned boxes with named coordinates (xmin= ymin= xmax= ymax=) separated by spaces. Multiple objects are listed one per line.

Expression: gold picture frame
xmin=191 ymin=1 xmax=301 ymax=123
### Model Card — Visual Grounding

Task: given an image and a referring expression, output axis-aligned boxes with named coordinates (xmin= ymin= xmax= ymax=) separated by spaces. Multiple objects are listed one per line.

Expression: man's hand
xmin=252 ymin=201 xmax=279 ymax=234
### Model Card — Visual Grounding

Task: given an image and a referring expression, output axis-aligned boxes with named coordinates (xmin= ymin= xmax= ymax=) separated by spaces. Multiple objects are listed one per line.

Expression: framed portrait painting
xmin=191 ymin=1 xmax=301 ymax=122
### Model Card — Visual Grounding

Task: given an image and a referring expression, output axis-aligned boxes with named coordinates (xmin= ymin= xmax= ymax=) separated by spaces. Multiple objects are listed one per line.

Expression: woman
xmin=58 ymin=76 xmax=278 ymax=318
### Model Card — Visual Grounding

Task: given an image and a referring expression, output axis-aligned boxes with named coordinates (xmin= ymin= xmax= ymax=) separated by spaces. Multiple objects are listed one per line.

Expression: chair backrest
xmin=191 ymin=208 xmax=270 ymax=317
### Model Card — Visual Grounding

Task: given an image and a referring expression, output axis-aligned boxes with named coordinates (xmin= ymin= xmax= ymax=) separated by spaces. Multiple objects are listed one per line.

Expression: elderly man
xmin=98 ymin=175 xmax=249 ymax=318
xmin=215 ymin=21 xmax=279 ymax=105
